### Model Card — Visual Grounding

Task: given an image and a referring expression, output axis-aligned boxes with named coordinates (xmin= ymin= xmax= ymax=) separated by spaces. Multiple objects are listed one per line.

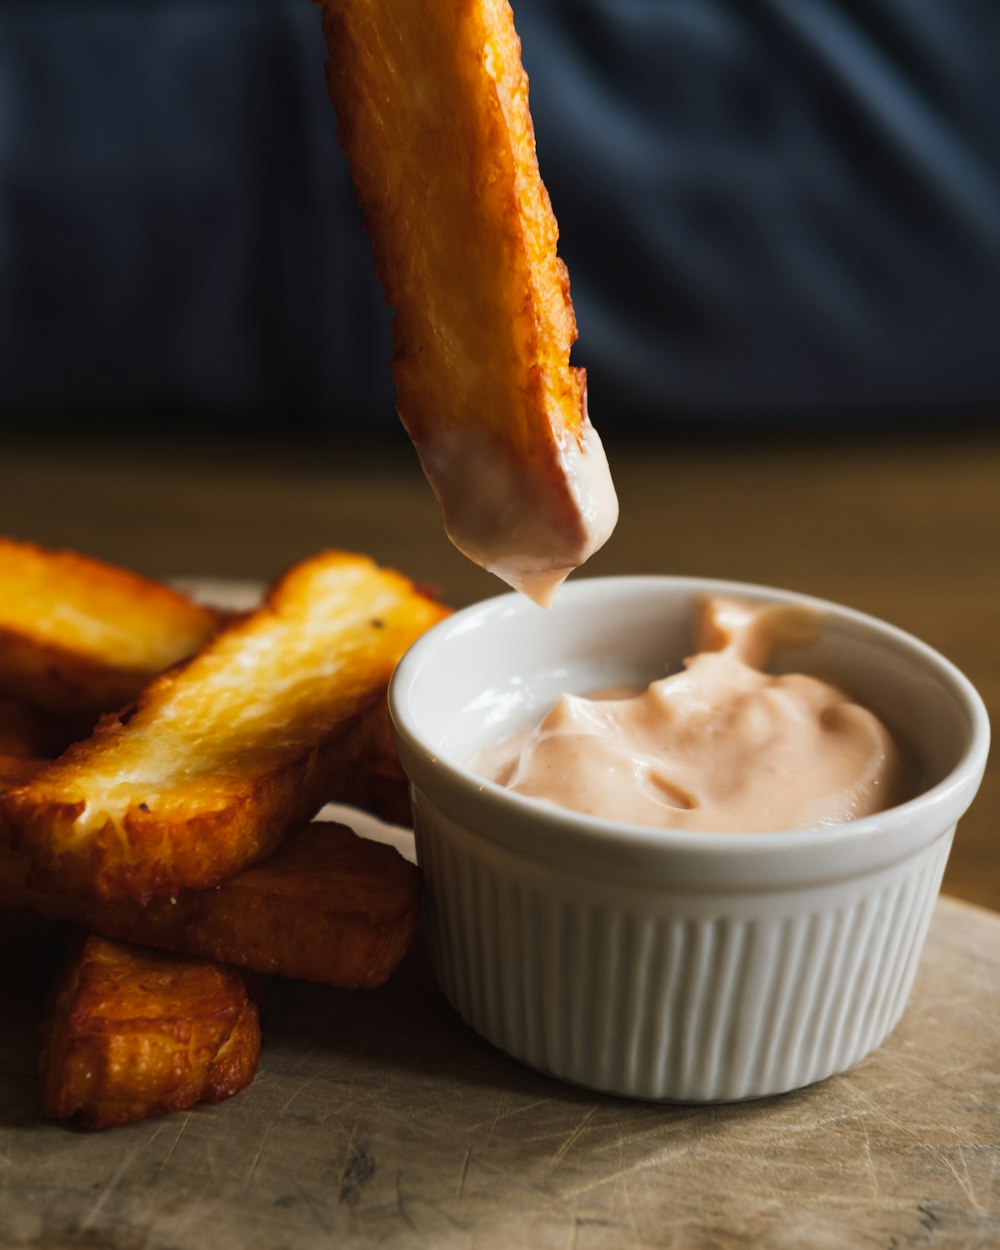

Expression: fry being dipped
xmin=3 ymin=551 xmax=446 ymax=903
xmin=319 ymin=0 xmax=618 ymax=603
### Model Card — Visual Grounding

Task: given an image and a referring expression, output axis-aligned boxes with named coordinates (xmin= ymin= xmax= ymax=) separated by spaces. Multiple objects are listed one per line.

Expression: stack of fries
xmin=0 ymin=539 xmax=446 ymax=1128
xmin=0 ymin=0 xmax=589 ymax=1132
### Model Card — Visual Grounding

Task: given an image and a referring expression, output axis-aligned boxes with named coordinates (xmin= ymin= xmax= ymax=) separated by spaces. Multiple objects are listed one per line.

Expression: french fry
xmin=0 ymin=722 xmax=419 ymax=990
xmin=0 ymin=538 xmax=223 ymax=722
xmin=0 ymin=819 xmax=420 ymax=989
xmin=318 ymin=0 xmax=617 ymax=599
xmin=38 ymin=934 xmax=260 ymax=1129
xmin=3 ymin=551 xmax=446 ymax=903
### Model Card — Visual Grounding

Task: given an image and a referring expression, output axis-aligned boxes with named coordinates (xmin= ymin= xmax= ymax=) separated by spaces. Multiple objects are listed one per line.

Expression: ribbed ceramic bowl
xmin=389 ymin=577 xmax=989 ymax=1101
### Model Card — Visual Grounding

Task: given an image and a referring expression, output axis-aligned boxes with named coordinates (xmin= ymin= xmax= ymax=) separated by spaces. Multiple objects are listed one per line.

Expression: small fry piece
xmin=319 ymin=0 xmax=617 ymax=601
xmin=0 ymin=538 xmax=222 ymax=722
xmin=0 ymin=821 xmax=420 ymax=989
xmin=38 ymin=935 xmax=260 ymax=1129
xmin=3 ymin=551 xmax=446 ymax=903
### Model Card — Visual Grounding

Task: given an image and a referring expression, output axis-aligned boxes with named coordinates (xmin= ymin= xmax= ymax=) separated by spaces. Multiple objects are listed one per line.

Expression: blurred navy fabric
xmin=1 ymin=0 xmax=999 ymax=429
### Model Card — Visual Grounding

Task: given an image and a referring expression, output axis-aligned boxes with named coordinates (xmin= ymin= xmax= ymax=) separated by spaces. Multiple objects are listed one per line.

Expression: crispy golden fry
xmin=0 ymin=820 xmax=420 ymax=989
xmin=0 ymin=753 xmax=421 ymax=987
xmin=38 ymin=934 xmax=259 ymax=1129
xmin=319 ymin=0 xmax=617 ymax=596
xmin=3 ymin=551 xmax=446 ymax=903
xmin=0 ymin=538 xmax=223 ymax=722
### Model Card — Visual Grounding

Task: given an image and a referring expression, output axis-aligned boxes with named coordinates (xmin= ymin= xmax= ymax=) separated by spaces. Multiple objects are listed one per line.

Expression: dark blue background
xmin=2 ymin=0 xmax=999 ymax=430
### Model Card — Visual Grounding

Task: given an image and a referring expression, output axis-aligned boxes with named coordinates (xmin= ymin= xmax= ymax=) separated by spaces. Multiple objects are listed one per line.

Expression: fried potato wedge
xmin=0 ymin=538 xmax=223 ymax=722
xmin=319 ymin=0 xmax=617 ymax=600
xmin=0 ymin=752 xmax=419 ymax=988
xmin=38 ymin=935 xmax=259 ymax=1129
xmin=0 ymin=820 xmax=420 ymax=989
xmin=3 ymin=551 xmax=447 ymax=903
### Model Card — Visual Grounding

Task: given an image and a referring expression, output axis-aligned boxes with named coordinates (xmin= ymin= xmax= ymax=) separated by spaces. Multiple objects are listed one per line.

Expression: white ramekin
xmin=389 ymin=577 xmax=990 ymax=1101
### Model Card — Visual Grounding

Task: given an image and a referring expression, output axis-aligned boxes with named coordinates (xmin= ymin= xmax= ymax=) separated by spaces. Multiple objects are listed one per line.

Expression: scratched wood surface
xmin=0 ymin=892 xmax=997 ymax=1250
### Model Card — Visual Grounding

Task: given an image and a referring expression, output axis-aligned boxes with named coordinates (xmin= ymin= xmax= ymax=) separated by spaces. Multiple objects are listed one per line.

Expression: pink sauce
xmin=419 ymin=418 xmax=618 ymax=607
xmin=474 ymin=598 xmax=908 ymax=832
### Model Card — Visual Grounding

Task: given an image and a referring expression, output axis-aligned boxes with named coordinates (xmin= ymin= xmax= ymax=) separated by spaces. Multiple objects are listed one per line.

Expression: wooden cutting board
xmin=0 ymin=888 xmax=997 ymax=1250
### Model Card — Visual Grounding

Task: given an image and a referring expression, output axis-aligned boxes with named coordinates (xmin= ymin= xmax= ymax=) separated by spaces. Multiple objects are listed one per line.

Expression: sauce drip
xmin=474 ymin=598 xmax=908 ymax=832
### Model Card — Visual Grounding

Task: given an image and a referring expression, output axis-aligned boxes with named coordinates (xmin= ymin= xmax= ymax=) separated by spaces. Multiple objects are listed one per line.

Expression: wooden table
xmin=0 ymin=888 xmax=998 ymax=1250
xmin=1 ymin=424 xmax=996 ymax=908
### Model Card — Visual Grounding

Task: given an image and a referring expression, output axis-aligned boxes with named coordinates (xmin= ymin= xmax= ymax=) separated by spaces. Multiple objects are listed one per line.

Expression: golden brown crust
xmin=0 ymin=747 xmax=420 ymax=989
xmin=37 ymin=935 xmax=260 ymax=1129
xmin=0 ymin=820 xmax=420 ymax=989
xmin=115 ymin=821 xmax=420 ymax=988
xmin=318 ymin=0 xmax=596 ymax=557
xmin=0 ymin=538 xmax=223 ymax=721
xmin=2 ymin=551 xmax=446 ymax=903
xmin=6 ymin=712 xmax=376 ymax=904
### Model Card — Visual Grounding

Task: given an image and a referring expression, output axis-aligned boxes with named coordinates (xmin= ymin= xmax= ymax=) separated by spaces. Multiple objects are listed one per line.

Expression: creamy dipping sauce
xmin=418 ymin=418 xmax=618 ymax=607
xmin=474 ymin=597 xmax=909 ymax=832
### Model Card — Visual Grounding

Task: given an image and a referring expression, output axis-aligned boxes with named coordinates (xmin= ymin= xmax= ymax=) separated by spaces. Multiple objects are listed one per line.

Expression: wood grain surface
xmin=0 ymin=892 xmax=997 ymax=1250
xmin=1 ymin=426 xmax=996 ymax=909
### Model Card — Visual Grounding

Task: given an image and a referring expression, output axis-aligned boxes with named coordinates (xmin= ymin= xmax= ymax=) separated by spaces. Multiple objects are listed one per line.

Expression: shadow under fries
xmin=259 ymin=921 xmax=792 ymax=1125
xmin=0 ymin=899 xmax=997 ymax=1249
xmin=0 ymin=913 xmax=66 ymax=1129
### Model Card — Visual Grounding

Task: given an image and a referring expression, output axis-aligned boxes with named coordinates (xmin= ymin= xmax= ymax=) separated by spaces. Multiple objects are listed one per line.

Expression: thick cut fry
xmin=319 ymin=0 xmax=617 ymax=601
xmin=0 ymin=538 xmax=223 ymax=722
xmin=3 ymin=551 xmax=447 ymax=903
xmin=38 ymin=935 xmax=259 ymax=1129
xmin=0 ymin=820 xmax=420 ymax=989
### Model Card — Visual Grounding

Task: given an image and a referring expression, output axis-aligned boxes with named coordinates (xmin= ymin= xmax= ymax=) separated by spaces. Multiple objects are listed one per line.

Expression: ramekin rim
xmin=389 ymin=575 xmax=991 ymax=855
